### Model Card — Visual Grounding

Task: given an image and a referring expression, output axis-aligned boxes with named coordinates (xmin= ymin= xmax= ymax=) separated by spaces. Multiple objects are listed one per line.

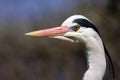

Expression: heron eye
xmin=72 ymin=25 xmax=80 ymax=31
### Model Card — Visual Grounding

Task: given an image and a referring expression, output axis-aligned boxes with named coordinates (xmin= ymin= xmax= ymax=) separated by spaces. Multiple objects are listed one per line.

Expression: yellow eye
xmin=73 ymin=25 xmax=80 ymax=31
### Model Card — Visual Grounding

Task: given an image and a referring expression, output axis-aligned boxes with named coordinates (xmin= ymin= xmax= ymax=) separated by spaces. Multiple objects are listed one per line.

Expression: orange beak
xmin=25 ymin=26 xmax=69 ymax=37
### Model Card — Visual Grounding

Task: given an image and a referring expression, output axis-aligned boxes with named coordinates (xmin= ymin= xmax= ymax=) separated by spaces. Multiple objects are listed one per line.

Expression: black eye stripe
xmin=73 ymin=19 xmax=100 ymax=34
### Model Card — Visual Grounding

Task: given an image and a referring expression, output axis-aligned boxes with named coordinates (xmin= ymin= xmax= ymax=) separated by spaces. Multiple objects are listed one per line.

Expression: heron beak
xmin=25 ymin=26 xmax=69 ymax=37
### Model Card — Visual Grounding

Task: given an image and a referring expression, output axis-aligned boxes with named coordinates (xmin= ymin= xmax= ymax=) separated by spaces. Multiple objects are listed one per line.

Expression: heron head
xmin=25 ymin=15 xmax=99 ymax=42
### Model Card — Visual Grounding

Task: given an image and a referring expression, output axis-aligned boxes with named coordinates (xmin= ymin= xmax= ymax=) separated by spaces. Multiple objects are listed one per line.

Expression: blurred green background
xmin=0 ymin=0 xmax=119 ymax=80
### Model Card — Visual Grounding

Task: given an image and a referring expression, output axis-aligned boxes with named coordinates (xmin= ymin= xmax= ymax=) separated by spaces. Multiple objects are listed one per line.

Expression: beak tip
xmin=24 ymin=32 xmax=41 ymax=36
xmin=24 ymin=33 xmax=31 ymax=36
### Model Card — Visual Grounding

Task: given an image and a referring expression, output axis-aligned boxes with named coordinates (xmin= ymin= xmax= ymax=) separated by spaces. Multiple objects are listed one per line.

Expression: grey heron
xmin=25 ymin=15 xmax=114 ymax=80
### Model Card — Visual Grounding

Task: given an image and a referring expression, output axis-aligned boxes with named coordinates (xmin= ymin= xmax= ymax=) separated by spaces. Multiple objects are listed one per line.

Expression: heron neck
xmin=83 ymin=36 xmax=106 ymax=80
